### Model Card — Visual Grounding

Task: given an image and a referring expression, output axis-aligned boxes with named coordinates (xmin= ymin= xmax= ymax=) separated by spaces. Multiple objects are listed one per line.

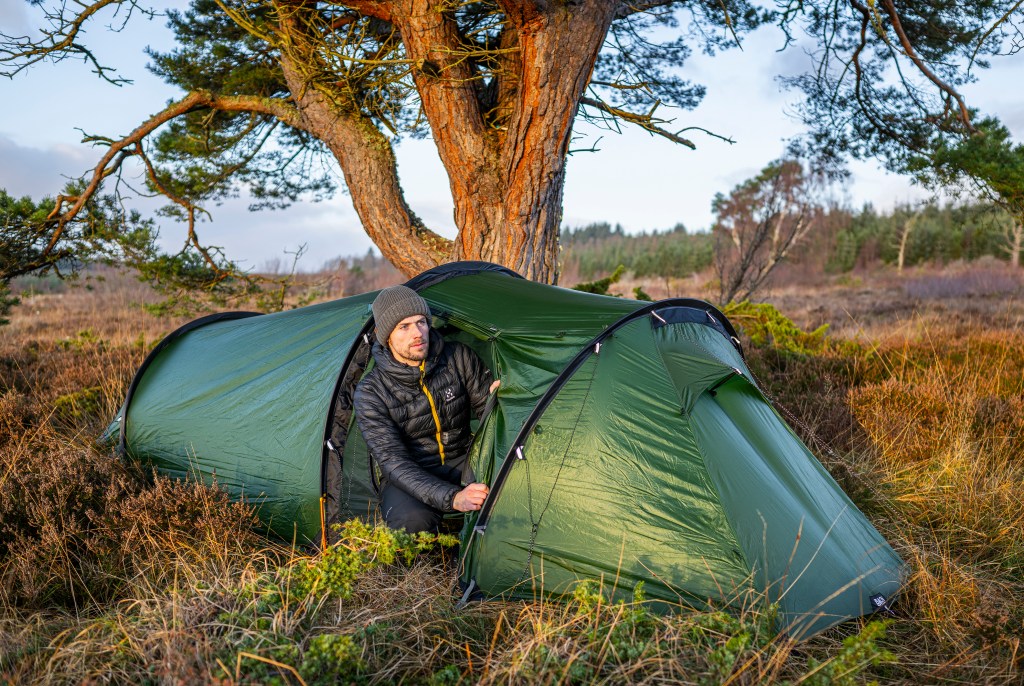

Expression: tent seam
xmin=652 ymin=327 xmax=756 ymax=589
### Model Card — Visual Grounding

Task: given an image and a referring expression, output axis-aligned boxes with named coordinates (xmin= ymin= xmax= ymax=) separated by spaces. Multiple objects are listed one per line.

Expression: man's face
xmin=387 ymin=314 xmax=430 ymax=366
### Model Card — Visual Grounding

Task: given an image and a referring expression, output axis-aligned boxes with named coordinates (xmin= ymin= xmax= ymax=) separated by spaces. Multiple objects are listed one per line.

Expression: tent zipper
xmin=419 ymin=360 xmax=446 ymax=465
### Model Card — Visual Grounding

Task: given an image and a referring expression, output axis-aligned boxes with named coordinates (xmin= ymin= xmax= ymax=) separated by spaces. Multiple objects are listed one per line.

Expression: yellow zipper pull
xmin=419 ymin=360 xmax=446 ymax=464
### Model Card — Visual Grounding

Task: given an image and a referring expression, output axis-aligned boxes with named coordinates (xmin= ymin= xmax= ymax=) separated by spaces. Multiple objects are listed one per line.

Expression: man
xmin=354 ymin=285 xmax=499 ymax=533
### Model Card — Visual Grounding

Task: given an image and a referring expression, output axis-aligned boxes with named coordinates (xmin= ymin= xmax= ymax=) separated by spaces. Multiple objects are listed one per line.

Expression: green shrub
xmin=52 ymin=386 xmax=103 ymax=421
xmin=724 ymin=301 xmax=830 ymax=356
xmin=801 ymin=621 xmax=896 ymax=686
xmin=288 ymin=520 xmax=458 ymax=602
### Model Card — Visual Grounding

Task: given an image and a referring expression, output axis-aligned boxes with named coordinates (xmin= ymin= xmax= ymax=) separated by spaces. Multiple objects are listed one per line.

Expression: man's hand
xmin=452 ymin=482 xmax=489 ymax=512
xmin=489 ymin=379 xmax=501 ymax=394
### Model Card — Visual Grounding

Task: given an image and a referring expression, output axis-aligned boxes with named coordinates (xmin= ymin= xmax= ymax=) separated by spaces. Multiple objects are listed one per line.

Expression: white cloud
xmin=0 ymin=135 xmax=94 ymax=198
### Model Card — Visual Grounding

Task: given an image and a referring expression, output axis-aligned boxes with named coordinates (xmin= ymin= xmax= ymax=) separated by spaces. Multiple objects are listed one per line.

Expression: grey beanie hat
xmin=372 ymin=285 xmax=431 ymax=346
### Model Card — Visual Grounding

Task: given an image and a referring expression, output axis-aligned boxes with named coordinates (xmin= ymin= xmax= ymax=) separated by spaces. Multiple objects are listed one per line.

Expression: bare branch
xmin=39 ymin=90 xmax=302 ymax=264
xmin=579 ymin=96 xmax=696 ymax=148
xmin=330 ymin=0 xmax=394 ymax=23
xmin=0 ymin=0 xmax=151 ymax=84
xmin=968 ymin=0 xmax=1024 ymax=71
xmin=134 ymin=142 xmax=232 ymax=281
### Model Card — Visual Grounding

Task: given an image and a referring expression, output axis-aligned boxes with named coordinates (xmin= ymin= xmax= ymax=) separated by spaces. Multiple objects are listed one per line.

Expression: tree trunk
xmin=1008 ymin=222 xmax=1023 ymax=268
xmin=271 ymin=1 xmax=617 ymax=284
xmin=897 ymin=216 xmax=915 ymax=273
xmin=392 ymin=0 xmax=617 ymax=284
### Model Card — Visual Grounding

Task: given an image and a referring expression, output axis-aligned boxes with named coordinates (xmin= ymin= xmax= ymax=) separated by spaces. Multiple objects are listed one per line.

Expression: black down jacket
xmin=353 ymin=329 xmax=493 ymax=512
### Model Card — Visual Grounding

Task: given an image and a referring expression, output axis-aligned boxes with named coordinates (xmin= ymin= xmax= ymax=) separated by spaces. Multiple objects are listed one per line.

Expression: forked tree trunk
xmin=392 ymin=1 xmax=617 ymax=283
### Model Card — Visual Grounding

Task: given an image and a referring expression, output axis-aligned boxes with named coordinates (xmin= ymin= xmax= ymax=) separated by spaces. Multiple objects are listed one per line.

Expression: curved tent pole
xmin=470 ymin=298 xmax=742 ymax=534
xmin=317 ymin=313 xmax=376 ymax=545
xmin=404 ymin=261 xmax=523 ymax=291
xmin=116 ymin=311 xmax=262 ymax=456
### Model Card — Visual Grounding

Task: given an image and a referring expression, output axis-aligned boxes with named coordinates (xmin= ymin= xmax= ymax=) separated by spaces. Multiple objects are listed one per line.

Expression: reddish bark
xmin=389 ymin=0 xmax=617 ymax=282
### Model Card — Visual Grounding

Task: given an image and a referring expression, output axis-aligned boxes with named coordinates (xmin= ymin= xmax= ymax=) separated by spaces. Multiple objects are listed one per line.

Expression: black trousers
xmin=380 ymin=482 xmax=447 ymax=534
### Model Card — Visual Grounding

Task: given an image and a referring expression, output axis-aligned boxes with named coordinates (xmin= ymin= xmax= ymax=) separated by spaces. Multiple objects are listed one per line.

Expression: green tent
xmin=108 ymin=262 xmax=903 ymax=638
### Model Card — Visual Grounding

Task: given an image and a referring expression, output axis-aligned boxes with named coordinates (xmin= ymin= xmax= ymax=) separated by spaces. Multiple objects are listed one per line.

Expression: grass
xmin=1 ymin=264 xmax=1023 ymax=684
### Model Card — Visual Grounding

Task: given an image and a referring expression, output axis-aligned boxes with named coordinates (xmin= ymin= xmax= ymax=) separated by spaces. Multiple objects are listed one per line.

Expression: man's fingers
xmin=453 ymin=483 xmax=491 ymax=511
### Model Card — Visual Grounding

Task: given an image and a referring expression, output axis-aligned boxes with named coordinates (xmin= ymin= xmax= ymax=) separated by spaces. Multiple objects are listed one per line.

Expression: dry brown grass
xmin=2 ymin=263 xmax=1023 ymax=684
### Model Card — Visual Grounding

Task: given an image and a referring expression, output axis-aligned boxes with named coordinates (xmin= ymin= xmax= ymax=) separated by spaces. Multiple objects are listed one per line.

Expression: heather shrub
xmin=0 ymin=436 xmax=264 ymax=608
xmin=0 ymin=390 xmax=35 ymax=446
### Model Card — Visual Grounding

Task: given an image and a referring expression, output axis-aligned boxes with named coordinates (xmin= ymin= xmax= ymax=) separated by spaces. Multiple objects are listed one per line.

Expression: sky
xmin=2 ymin=1 xmax=1022 ymax=272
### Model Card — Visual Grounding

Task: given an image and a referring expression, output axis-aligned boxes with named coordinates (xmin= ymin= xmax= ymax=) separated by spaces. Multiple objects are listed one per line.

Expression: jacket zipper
xmin=419 ymin=360 xmax=446 ymax=465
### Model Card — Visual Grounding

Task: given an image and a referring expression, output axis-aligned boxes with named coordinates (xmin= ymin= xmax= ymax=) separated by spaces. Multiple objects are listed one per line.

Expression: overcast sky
xmin=2 ymin=1 xmax=1022 ymax=271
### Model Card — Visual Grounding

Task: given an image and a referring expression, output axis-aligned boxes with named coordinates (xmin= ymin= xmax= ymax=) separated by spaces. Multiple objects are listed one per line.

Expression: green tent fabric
xmin=107 ymin=261 xmax=904 ymax=638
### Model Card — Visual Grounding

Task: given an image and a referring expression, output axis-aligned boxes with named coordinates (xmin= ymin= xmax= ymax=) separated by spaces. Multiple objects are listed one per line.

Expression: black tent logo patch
xmin=870 ymin=594 xmax=888 ymax=609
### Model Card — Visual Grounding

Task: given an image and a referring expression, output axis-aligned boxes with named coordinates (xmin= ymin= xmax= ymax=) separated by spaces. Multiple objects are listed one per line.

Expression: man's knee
xmin=381 ymin=485 xmax=443 ymax=534
xmin=383 ymin=505 xmax=441 ymax=534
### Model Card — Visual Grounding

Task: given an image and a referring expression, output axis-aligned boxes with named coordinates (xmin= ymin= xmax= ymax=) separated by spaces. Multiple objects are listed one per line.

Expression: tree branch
xmin=846 ymin=0 xmax=912 ymax=148
xmin=0 ymin=0 xmax=150 ymax=84
xmin=967 ymin=0 xmax=1024 ymax=71
xmin=134 ymin=143 xmax=234 ymax=282
xmin=335 ymin=0 xmax=395 ymax=23
xmin=579 ymin=96 xmax=696 ymax=148
xmin=878 ymin=0 xmax=973 ymax=131
xmin=614 ymin=0 xmax=679 ymax=20
xmin=495 ymin=0 xmax=548 ymax=26
xmin=40 ymin=90 xmax=303 ymax=262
